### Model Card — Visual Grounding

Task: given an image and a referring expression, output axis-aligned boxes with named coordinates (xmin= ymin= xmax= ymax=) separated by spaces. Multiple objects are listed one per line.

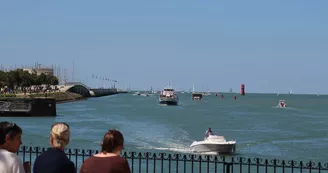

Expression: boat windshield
xmin=164 ymin=89 xmax=174 ymax=91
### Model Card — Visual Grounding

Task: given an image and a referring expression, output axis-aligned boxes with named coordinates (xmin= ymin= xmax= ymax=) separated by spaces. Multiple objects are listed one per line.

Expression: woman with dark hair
xmin=80 ymin=129 xmax=131 ymax=173
xmin=0 ymin=121 xmax=30 ymax=173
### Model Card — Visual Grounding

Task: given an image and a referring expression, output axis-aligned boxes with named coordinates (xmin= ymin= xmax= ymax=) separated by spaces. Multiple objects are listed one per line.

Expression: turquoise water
xmin=2 ymin=93 xmax=328 ymax=164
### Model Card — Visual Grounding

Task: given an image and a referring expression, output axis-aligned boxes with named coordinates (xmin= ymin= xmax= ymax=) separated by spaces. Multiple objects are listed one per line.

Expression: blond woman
xmin=33 ymin=122 xmax=75 ymax=173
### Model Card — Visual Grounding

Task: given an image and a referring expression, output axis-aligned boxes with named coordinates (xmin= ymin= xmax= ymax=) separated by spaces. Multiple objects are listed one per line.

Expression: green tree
xmin=38 ymin=73 xmax=47 ymax=85
xmin=49 ymin=76 xmax=59 ymax=85
xmin=6 ymin=70 xmax=17 ymax=89
xmin=0 ymin=69 xmax=59 ymax=91
xmin=20 ymin=71 xmax=32 ymax=89
xmin=0 ymin=71 xmax=8 ymax=88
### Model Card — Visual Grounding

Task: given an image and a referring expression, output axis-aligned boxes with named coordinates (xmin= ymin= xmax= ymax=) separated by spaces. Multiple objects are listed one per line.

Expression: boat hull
xmin=192 ymin=93 xmax=203 ymax=100
xmin=159 ymin=100 xmax=178 ymax=105
xmin=159 ymin=97 xmax=178 ymax=105
xmin=190 ymin=143 xmax=236 ymax=154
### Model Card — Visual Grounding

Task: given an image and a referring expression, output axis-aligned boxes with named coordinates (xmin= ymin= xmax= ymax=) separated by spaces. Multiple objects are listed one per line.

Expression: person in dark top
xmin=205 ymin=127 xmax=214 ymax=138
xmin=33 ymin=122 xmax=75 ymax=173
xmin=80 ymin=129 xmax=131 ymax=173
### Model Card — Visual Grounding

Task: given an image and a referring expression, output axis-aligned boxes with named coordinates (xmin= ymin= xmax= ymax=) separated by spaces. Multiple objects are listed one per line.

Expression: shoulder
xmin=0 ymin=150 xmax=25 ymax=172
xmin=81 ymin=156 xmax=97 ymax=167
xmin=35 ymin=148 xmax=53 ymax=158
xmin=2 ymin=150 xmax=23 ymax=164
xmin=34 ymin=149 xmax=54 ymax=163
xmin=82 ymin=156 xmax=96 ymax=163
xmin=113 ymin=157 xmax=130 ymax=168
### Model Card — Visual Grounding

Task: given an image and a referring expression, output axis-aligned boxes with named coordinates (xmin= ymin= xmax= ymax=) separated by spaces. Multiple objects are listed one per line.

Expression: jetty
xmin=0 ymin=98 xmax=56 ymax=117
xmin=0 ymin=82 xmax=128 ymax=117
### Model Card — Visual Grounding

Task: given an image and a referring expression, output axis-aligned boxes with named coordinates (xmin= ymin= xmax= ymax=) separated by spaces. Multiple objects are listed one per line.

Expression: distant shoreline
xmin=129 ymin=90 xmax=325 ymax=95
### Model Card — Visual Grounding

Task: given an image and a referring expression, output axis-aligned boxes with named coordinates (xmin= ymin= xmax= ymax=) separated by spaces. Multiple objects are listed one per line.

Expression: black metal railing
xmin=17 ymin=146 xmax=328 ymax=173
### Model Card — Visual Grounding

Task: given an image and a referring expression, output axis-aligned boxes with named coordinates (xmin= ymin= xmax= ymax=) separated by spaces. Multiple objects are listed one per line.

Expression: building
xmin=23 ymin=68 xmax=54 ymax=76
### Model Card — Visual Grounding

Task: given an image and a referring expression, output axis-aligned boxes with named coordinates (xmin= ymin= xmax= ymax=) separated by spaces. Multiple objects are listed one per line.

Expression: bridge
xmin=58 ymin=82 xmax=119 ymax=97
xmin=58 ymin=82 xmax=91 ymax=97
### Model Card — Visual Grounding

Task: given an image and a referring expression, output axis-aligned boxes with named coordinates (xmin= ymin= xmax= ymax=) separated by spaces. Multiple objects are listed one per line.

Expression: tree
xmin=0 ymin=71 xmax=8 ymax=88
xmin=6 ymin=71 xmax=17 ymax=89
xmin=0 ymin=69 xmax=59 ymax=91
xmin=38 ymin=73 xmax=48 ymax=85
xmin=20 ymin=71 xmax=32 ymax=88
xmin=49 ymin=76 xmax=59 ymax=85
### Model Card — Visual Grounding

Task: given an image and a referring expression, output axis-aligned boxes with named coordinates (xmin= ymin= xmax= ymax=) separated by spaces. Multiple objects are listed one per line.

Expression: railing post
xmin=225 ymin=163 xmax=232 ymax=173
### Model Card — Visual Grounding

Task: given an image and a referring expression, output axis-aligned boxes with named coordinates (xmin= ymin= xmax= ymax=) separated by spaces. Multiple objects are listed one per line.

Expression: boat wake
xmin=272 ymin=106 xmax=299 ymax=110
xmin=137 ymin=146 xmax=192 ymax=154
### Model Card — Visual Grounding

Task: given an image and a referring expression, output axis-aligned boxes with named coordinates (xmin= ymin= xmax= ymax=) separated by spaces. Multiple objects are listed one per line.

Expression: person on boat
xmin=205 ymin=128 xmax=214 ymax=138
xmin=279 ymin=102 xmax=287 ymax=107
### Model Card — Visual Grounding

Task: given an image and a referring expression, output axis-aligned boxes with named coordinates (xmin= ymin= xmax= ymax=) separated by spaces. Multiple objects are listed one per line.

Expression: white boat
xmin=190 ymin=135 xmax=236 ymax=154
xmin=278 ymin=100 xmax=287 ymax=108
xmin=150 ymin=86 xmax=158 ymax=94
xmin=132 ymin=92 xmax=141 ymax=96
xmin=159 ymin=85 xmax=179 ymax=105
xmin=191 ymin=84 xmax=203 ymax=100
xmin=192 ymin=93 xmax=203 ymax=100
xmin=140 ymin=93 xmax=150 ymax=97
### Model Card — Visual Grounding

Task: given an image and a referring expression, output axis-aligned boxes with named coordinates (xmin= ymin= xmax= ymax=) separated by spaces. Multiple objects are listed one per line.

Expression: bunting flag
xmin=91 ymin=74 xmax=117 ymax=82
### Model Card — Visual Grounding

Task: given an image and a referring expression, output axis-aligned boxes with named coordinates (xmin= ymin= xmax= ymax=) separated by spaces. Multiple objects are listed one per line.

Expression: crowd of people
xmin=0 ymin=121 xmax=131 ymax=173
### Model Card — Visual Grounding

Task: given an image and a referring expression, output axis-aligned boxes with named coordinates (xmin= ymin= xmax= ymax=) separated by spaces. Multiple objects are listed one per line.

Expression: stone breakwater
xmin=16 ymin=92 xmax=87 ymax=104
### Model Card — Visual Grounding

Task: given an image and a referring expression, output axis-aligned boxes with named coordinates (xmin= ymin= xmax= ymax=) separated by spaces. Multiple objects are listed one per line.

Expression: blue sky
xmin=0 ymin=0 xmax=327 ymax=93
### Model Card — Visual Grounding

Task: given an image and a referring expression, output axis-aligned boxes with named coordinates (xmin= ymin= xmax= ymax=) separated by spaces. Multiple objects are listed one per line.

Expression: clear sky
xmin=1 ymin=0 xmax=327 ymax=94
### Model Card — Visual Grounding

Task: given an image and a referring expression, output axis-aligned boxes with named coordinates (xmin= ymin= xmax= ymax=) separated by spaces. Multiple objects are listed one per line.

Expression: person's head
xmin=208 ymin=127 xmax=211 ymax=131
xmin=101 ymin=129 xmax=124 ymax=155
xmin=0 ymin=121 xmax=23 ymax=153
xmin=50 ymin=122 xmax=70 ymax=150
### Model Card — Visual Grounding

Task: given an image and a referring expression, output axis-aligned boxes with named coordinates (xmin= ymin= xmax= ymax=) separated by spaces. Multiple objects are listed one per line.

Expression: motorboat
xmin=190 ymin=135 xmax=236 ymax=154
xmin=159 ymin=85 xmax=179 ymax=105
xmin=132 ymin=92 xmax=141 ymax=96
xmin=140 ymin=93 xmax=150 ymax=97
xmin=203 ymin=92 xmax=211 ymax=96
xmin=192 ymin=93 xmax=203 ymax=100
xmin=191 ymin=84 xmax=203 ymax=100
xmin=278 ymin=100 xmax=287 ymax=108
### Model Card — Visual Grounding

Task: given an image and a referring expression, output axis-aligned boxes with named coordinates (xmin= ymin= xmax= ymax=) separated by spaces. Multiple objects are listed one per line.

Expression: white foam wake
xmin=137 ymin=146 xmax=192 ymax=154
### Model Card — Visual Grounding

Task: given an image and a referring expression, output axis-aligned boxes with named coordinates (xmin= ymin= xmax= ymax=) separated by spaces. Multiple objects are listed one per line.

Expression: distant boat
xmin=150 ymin=86 xmax=158 ymax=94
xmin=159 ymin=84 xmax=179 ymax=105
xmin=289 ymin=89 xmax=293 ymax=95
xmin=132 ymin=91 xmax=141 ymax=96
xmin=192 ymin=84 xmax=203 ymax=100
xmin=192 ymin=93 xmax=203 ymax=100
xmin=278 ymin=100 xmax=287 ymax=108
xmin=140 ymin=93 xmax=149 ymax=97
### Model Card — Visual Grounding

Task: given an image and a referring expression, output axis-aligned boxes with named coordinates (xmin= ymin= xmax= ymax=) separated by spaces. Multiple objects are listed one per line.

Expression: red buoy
xmin=240 ymin=84 xmax=245 ymax=95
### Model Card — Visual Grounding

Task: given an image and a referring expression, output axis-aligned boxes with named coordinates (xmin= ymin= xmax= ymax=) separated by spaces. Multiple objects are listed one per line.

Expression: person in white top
xmin=0 ymin=121 xmax=30 ymax=173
